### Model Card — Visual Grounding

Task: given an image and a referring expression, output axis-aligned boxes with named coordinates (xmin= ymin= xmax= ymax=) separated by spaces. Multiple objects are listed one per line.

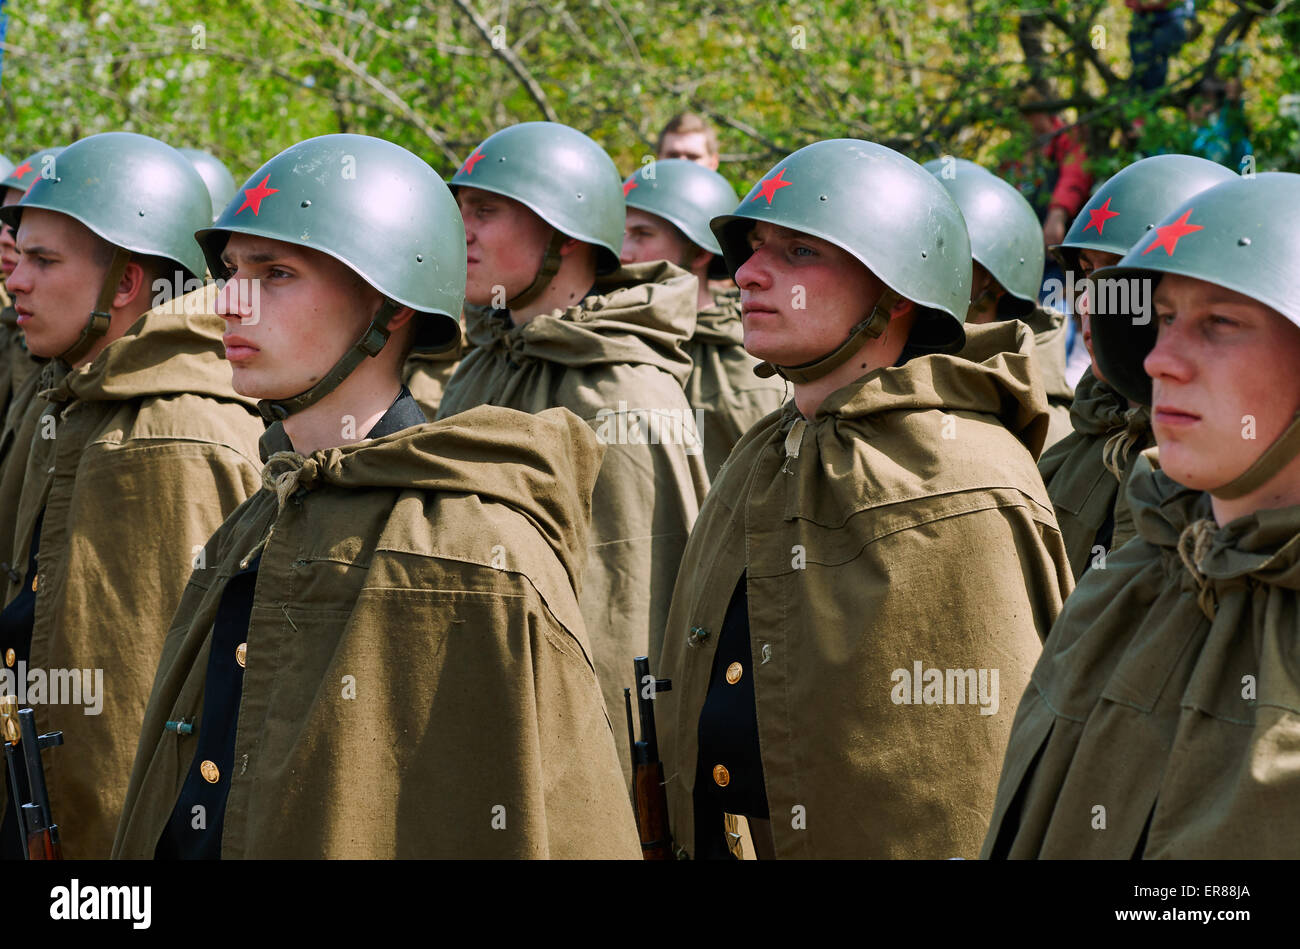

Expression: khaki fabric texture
xmin=112 ymin=405 xmax=641 ymax=859
xmin=656 ymin=320 xmax=1073 ymax=859
xmin=685 ymin=289 xmax=788 ymax=479
xmin=1038 ymin=367 xmax=1154 ymax=580
xmin=1018 ymin=304 xmax=1074 ymax=451
xmin=0 ymin=304 xmax=38 ymax=431
xmin=0 ymin=286 xmax=265 ymax=858
xmin=0 ymin=360 xmax=63 ymax=571
xmin=437 ymin=260 xmax=709 ymax=783
xmin=983 ymin=448 xmax=1300 ymax=858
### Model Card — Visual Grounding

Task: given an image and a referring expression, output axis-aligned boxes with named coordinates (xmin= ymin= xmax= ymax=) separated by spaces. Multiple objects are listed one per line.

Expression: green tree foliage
xmin=1 ymin=0 xmax=1295 ymax=195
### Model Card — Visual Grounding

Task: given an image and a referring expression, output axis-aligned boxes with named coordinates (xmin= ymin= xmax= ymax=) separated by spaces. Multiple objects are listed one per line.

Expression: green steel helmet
xmin=449 ymin=121 xmax=624 ymax=274
xmin=1091 ymin=172 xmax=1300 ymax=407
xmin=1053 ymin=154 xmax=1236 ymax=271
xmin=712 ymin=139 xmax=971 ymax=379
xmin=622 ymin=158 xmax=737 ymax=257
xmin=0 ymin=147 xmax=63 ymax=196
xmin=177 ymin=148 xmax=237 ymax=222
xmin=0 ymin=156 xmax=12 ymax=185
xmin=923 ymin=157 xmax=1045 ymax=310
xmin=0 ymin=133 xmax=210 ymax=279
xmin=198 ymin=133 xmax=466 ymax=421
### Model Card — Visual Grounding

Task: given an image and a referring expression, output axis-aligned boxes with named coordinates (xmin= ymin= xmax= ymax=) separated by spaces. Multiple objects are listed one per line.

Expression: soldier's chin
xmin=1157 ymin=440 xmax=1240 ymax=494
xmin=741 ymin=330 xmax=804 ymax=367
xmin=229 ymin=367 xmax=297 ymax=401
xmin=23 ymin=328 xmax=65 ymax=360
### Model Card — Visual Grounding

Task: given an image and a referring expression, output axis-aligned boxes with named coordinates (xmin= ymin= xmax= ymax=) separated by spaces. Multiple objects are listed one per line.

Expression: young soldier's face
xmin=1076 ymin=248 xmax=1121 ymax=381
xmin=0 ymin=187 xmax=23 ymax=279
xmin=215 ymin=233 xmax=382 ymax=400
xmin=620 ymin=208 xmax=690 ymax=267
xmin=7 ymin=208 xmax=113 ymax=358
xmin=457 ymin=187 xmax=554 ymax=307
xmin=734 ymin=221 xmax=885 ymax=366
xmin=966 ymin=262 xmax=1003 ymax=325
xmin=1146 ymin=273 xmax=1300 ymax=494
xmin=658 ymin=132 xmax=718 ymax=170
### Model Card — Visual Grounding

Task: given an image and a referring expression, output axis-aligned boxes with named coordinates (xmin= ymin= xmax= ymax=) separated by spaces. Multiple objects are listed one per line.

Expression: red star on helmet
xmin=235 ymin=175 xmax=280 ymax=217
xmin=623 ymin=178 xmax=638 ymax=197
xmin=751 ymin=169 xmax=792 ymax=205
xmin=1083 ymin=197 xmax=1119 ymax=235
xmin=1141 ymin=209 xmax=1203 ymax=257
xmin=10 ymin=162 xmax=32 ymax=181
xmin=461 ymin=149 xmax=485 ymax=176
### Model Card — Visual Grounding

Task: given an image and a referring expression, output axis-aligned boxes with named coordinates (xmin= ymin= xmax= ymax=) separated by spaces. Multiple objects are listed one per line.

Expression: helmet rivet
xmin=819 ymin=195 xmax=828 ymax=201
xmin=1145 ymin=223 xmax=1155 ymax=230
xmin=416 ymin=254 xmax=424 ymax=262
xmin=1238 ymin=237 xmax=1251 ymax=246
xmin=301 ymin=200 xmax=311 ymax=208
xmin=920 ymin=251 xmax=927 ymax=259
xmin=138 ymin=210 xmax=146 ymax=217
xmin=575 ymin=192 xmax=583 ymax=200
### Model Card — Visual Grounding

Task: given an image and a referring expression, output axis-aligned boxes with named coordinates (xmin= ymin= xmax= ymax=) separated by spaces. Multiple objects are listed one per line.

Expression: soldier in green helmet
xmin=924 ymin=157 xmax=1075 ymax=449
xmin=984 ymin=172 xmax=1300 ymax=858
xmin=1038 ymin=154 xmax=1235 ymax=580
xmin=0 ymin=148 xmax=64 ymax=432
xmin=436 ymin=121 xmax=709 ymax=784
xmin=0 ymin=132 xmax=266 ymax=859
xmin=112 ymin=133 xmax=639 ymax=859
xmin=177 ymin=148 xmax=238 ymax=224
xmin=653 ymin=139 xmax=1072 ymax=859
xmin=620 ymin=158 xmax=786 ymax=478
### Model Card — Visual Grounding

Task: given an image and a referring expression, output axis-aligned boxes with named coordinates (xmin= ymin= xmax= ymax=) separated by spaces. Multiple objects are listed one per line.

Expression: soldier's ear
xmin=112 ymin=260 xmax=151 ymax=312
xmin=889 ymin=297 xmax=915 ymax=320
xmin=386 ymin=305 xmax=416 ymax=332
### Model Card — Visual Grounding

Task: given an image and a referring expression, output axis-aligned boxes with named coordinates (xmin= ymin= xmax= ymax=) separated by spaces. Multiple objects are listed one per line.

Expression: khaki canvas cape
xmin=437 ymin=260 xmax=710 ymax=782
xmin=1018 ymin=304 xmax=1074 ymax=451
xmin=1038 ymin=366 xmax=1154 ymax=580
xmin=0 ymin=299 xmax=37 ymax=430
xmin=0 ymin=286 xmax=265 ymax=859
xmin=0 ymin=359 xmax=62 ymax=573
xmin=655 ymin=320 xmax=1074 ymax=858
xmin=685 ymin=288 xmax=788 ymax=479
xmin=113 ymin=405 xmax=641 ymax=859
xmin=983 ymin=449 xmax=1300 ymax=858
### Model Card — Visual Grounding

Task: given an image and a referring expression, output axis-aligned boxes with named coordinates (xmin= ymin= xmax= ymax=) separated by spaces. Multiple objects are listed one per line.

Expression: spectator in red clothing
xmin=1010 ymin=89 xmax=1094 ymax=248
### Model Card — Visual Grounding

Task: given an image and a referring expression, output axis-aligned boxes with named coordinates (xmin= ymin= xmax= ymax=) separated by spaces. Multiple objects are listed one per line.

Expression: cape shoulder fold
xmin=984 ymin=450 xmax=1300 ymax=858
xmin=657 ymin=323 xmax=1072 ymax=857
xmin=0 ymin=288 xmax=265 ymax=858
xmin=113 ymin=407 xmax=640 ymax=858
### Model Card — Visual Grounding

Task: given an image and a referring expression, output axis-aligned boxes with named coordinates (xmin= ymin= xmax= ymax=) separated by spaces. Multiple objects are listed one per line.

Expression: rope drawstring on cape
xmin=239 ymin=451 xmax=313 ymax=569
xmin=1101 ymin=406 xmax=1148 ymax=481
xmin=1176 ymin=517 xmax=1220 ymax=621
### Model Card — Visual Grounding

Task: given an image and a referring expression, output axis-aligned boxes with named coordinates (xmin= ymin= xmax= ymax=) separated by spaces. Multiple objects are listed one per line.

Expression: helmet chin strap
xmin=257 ymin=298 xmax=402 ymax=423
xmin=505 ymin=231 xmax=567 ymax=312
xmin=58 ymin=246 xmax=131 ymax=367
xmin=753 ymin=289 xmax=900 ymax=385
xmin=1211 ymin=411 xmax=1300 ymax=500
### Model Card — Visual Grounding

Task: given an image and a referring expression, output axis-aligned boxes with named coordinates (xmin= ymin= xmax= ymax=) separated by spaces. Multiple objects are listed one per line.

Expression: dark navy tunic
xmin=692 ymin=574 xmax=769 ymax=860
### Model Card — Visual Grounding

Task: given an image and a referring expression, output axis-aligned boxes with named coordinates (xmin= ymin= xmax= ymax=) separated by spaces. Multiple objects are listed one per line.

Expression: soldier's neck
xmin=281 ymin=364 xmax=403 ymax=456
xmin=508 ymin=261 xmax=598 ymax=326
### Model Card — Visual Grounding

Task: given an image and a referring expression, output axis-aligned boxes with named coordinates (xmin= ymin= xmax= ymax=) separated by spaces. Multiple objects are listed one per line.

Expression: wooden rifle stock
xmin=625 ymin=656 xmax=674 ymax=860
xmin=1 ymin=700 xmax=64 ymax=860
